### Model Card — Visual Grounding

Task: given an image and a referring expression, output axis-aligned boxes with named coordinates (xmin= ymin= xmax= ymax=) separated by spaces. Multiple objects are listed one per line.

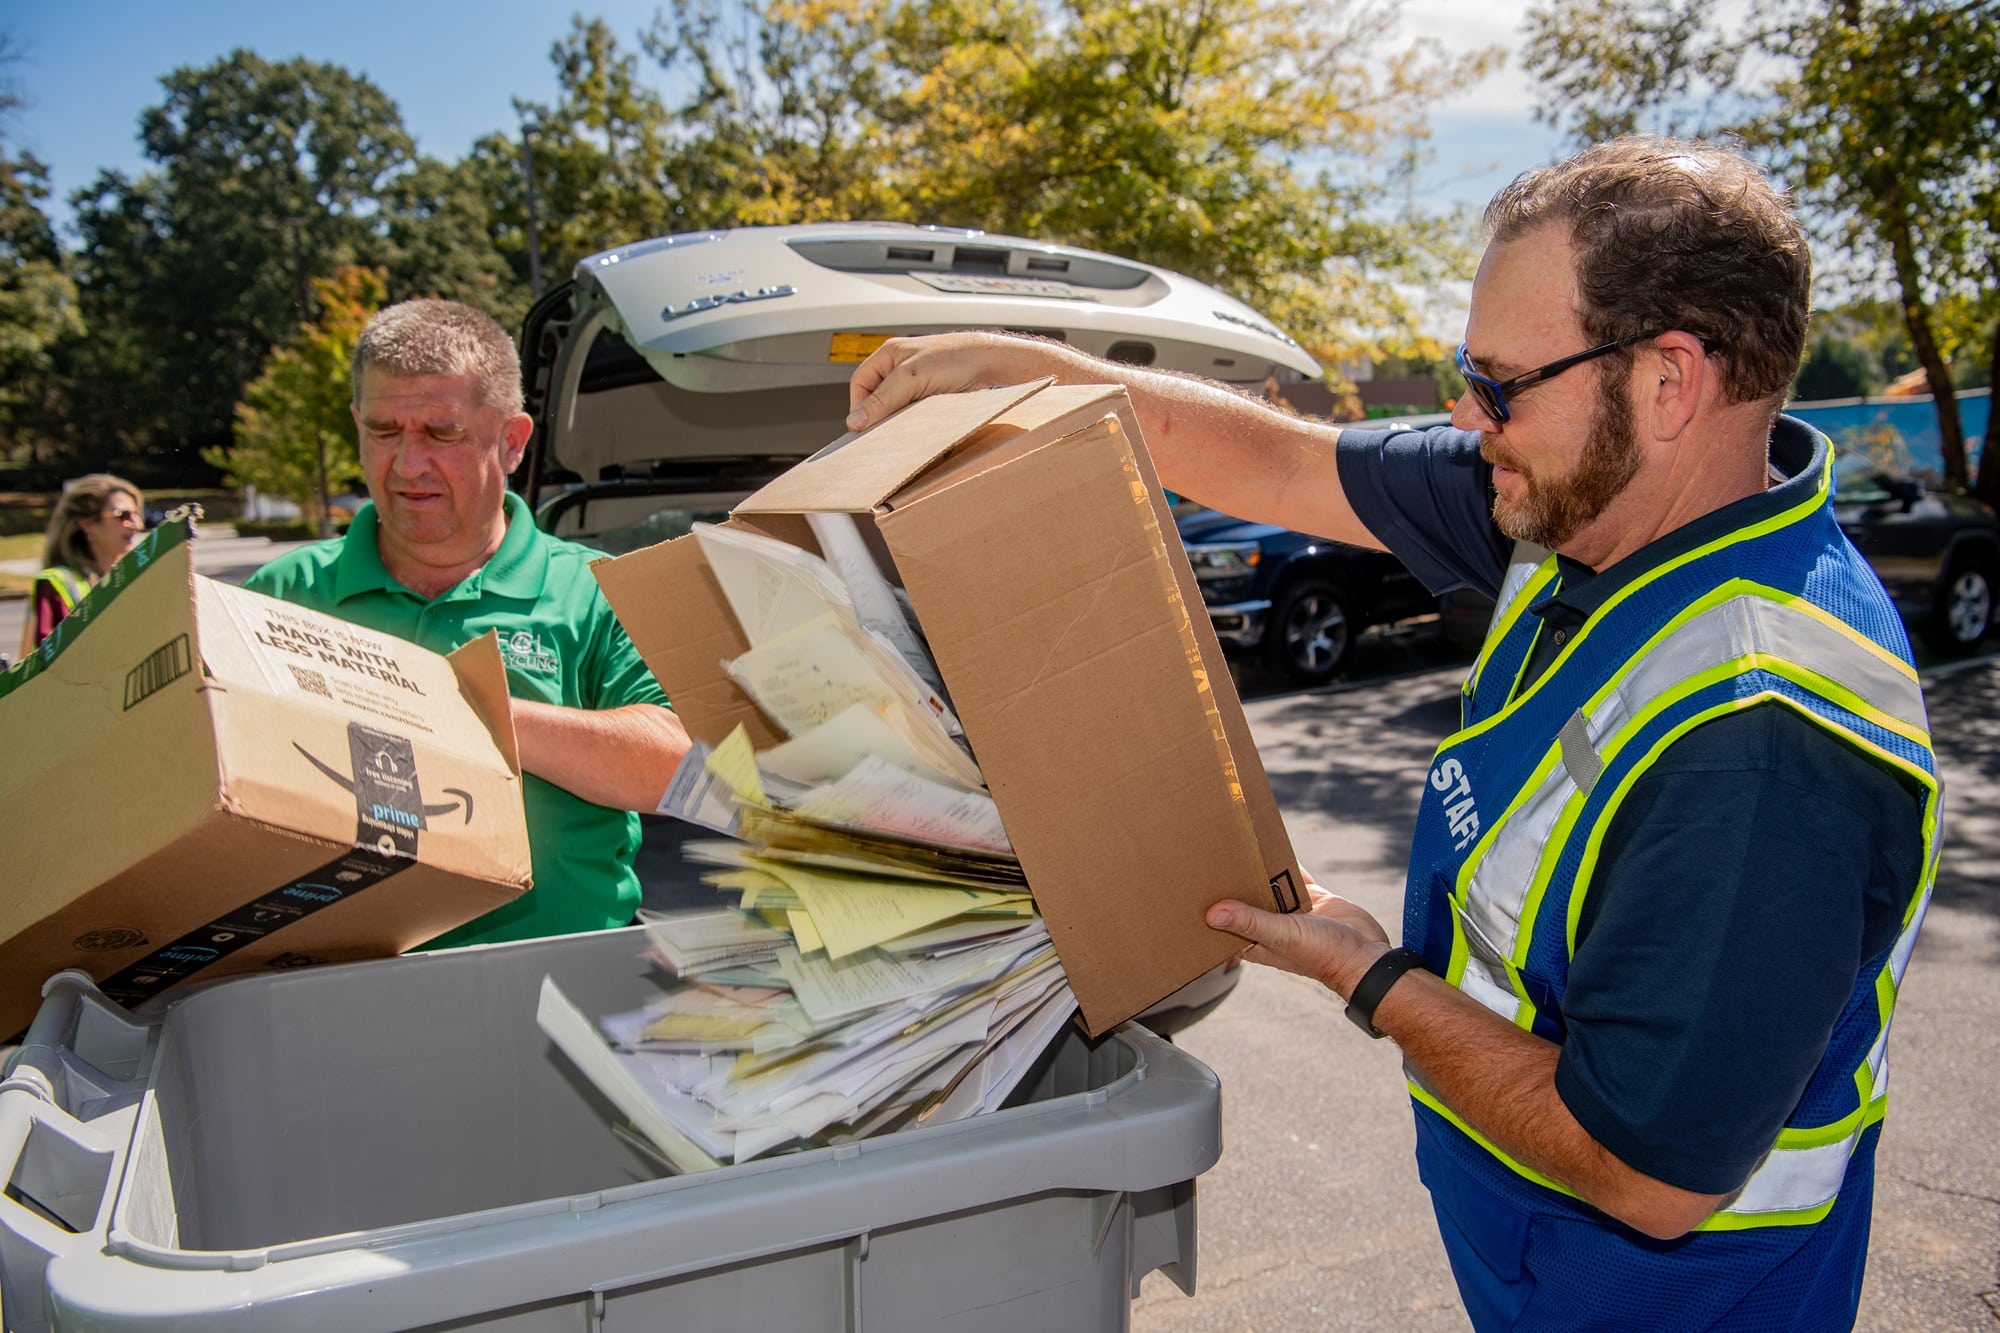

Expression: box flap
xmin=594 ymin=527 xmax=784 ymax=749
xmin=736 ymin=380 xmax=1051 ymax=516
xmin=448 ymin=631 xmax=522 ymax=777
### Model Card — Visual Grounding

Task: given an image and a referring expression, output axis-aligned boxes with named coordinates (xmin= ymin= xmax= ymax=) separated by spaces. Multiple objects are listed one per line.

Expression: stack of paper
xmin=545 ymin=517 xmax=1077 ymax=1169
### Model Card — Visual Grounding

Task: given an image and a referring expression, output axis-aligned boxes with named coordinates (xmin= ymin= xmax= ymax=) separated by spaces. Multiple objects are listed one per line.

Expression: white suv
xmin=520 ymin=222 xmax=1321 ymax=548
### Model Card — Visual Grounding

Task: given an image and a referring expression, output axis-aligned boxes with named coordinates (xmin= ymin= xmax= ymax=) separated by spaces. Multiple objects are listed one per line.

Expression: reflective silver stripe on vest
xmin=1587 ymin=594 xmax=1928 ymax=751
xmin=1729 ymin=1135 xmax=1857 ymax=1215
xmin=1456 ymin=762 xmax=1570 ymax=1010
xmin=1450 ymin=589 xmax=1934 ymax=1221
xmin=1857 ymin=866 xmax=1934 ymax=1117
xmin=1492 ymin=543 xmax=1552 ymax=624
xmin=1558 ymin=710 xmax=1603 ymax=795
xmin=1456 ymin=592 xmax=1927 ymax=994
xmin=1465 ymin=544 xmax=1554 ymax=702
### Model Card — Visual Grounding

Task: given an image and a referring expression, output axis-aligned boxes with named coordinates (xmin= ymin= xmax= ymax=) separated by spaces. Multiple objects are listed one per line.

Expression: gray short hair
xmin=351 ymin=299 xmax=524 ymax=415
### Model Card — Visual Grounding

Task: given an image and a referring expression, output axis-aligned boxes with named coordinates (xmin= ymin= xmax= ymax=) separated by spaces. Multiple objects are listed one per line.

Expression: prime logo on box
xmin=97 ymin=722 xmax=475 ymax=1008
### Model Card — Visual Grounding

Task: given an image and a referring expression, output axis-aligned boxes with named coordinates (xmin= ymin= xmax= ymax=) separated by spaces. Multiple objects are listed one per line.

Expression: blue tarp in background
xmin=1790 ymin=388 xmax=1993 ymax=479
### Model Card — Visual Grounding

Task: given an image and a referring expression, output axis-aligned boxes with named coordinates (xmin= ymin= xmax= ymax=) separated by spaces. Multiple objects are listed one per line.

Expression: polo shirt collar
xmin=479 ymin=493 xmax=551 ymax=600
xmin=1531 ymin=416 xmax=1826 ymax=626
xmin=330 ymin=491 xmax=548 ymax=604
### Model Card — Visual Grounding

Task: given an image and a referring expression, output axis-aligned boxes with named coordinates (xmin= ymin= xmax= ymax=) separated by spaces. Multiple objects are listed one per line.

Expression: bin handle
xmin=1 ymin=970 xmax=106 ymax=1104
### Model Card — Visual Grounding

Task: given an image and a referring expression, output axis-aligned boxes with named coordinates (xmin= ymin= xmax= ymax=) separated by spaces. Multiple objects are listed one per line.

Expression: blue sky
xmin=7 ymin=0 xmax=1561 ymax=235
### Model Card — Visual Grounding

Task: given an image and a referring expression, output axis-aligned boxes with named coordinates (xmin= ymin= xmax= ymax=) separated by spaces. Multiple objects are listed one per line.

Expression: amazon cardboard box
xmin=0 ymin=520 xmax=531 ymax=1036
xmin=596 ymin=382 xmax=1304 ymax=1035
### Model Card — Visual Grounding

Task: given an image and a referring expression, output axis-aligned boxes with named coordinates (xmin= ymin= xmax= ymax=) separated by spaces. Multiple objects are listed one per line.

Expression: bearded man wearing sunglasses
xmin=846 ymin=136 xmax=1936 ymax=1330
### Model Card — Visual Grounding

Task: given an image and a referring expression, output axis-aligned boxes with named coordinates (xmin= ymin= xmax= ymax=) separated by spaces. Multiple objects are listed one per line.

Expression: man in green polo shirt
xmin=247 ymin=299 xmax=690 ymax=947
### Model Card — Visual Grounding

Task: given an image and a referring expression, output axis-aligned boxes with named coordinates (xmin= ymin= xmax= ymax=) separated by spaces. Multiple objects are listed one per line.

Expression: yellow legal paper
xmin=704 ymin=724 xmax=768 ymax=807
xmin=768 ymin=860 xmax=1027 ymax=959
xmin=641 ymin=1012 xmax=776 ymax=1043
xmin=703 ymin=867 xmax=800 ymax=911
xmin=788 ymin=907 xmax=826 ymax=954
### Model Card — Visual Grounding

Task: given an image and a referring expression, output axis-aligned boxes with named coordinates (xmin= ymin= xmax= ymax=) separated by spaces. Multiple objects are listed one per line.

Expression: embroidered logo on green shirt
xmin=499 ymin=628 xmax=560 ymax=676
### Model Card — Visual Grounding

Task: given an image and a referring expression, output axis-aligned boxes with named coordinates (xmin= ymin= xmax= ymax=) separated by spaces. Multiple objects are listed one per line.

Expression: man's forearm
xmin=846 ymin=332 xmax=1375 ymax=547
xmin=1058 ymin=351 xmax=1360 ymax=544
xmin=1369 ymin=969 xmax=1729 ymax=1239
xmin=510 ymin=699 xmax=691 ymax=812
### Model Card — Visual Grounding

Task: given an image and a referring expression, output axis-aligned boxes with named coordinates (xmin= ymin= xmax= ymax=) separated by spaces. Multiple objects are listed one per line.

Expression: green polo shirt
xmin=244 ymin=492 xmax=670 ymax=947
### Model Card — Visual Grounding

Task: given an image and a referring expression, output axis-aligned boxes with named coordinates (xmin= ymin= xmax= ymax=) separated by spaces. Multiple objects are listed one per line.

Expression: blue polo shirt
xmin=246 ymin=492 xmax=671 ymax=948
xmin=1336 ymin=419 xmax=1925 ymax=1194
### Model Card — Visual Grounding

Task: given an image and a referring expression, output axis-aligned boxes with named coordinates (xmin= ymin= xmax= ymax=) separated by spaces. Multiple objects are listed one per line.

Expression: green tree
xmin=468 ymin=17 xmax=688 ymax=287
xmin=1757 ymin=0 xmax=2000 ymax=495
xmin=1794 ymin=337 xmax=1873 ymax=401
xmin=65 ymin=52 xmax=418 ymax=473
xmin=1521 ymin=0 xmax=1736 ymax=143
xmin=622 ymin=0 xmax=1497 ymax=368
xmin=378 ymin=155 xmax=524 ymax=328
xmin=205 ymin=266 xmax=385 ymax=532
xmin=0 ymin=35 xmax=81 ymax=459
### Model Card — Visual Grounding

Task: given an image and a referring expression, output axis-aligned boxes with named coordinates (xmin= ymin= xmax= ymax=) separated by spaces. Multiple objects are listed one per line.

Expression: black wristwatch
xmin=1343 ymin=946 xmax=1428 ymax=1039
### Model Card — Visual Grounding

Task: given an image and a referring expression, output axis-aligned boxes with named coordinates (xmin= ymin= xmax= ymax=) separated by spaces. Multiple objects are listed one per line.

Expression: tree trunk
xmin=1888 ymin=221 xmax=1967 ymax=488
xmin=1975 ymin=310 xmax=2000 ymax=507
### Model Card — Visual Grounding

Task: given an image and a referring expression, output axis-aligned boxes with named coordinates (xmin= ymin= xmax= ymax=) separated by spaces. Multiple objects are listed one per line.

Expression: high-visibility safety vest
xmin=1402 ymin=436 xmax=1939 ymax=1232
xmin=36 ymin=565 xmax=87 ymax=614
xmin=18 ymin=564 xmax=90 ymax=658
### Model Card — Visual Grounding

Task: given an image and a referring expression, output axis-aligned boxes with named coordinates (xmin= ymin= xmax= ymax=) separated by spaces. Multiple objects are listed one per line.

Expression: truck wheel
xmin=1923 ymin=554 xmax=1996 ymax=656
xmin=1264 ymin=577 xmax=1353 ymax=686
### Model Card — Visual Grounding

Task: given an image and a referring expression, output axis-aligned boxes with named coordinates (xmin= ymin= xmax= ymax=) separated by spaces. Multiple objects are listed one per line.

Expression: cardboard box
xmin=596 ymin=381 xmax=1303 ymax=1035
xmin=0 ymin=520 xmax=531 ymax=1037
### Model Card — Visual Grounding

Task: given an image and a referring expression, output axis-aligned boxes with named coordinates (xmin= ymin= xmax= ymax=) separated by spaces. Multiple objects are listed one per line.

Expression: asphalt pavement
xmin=1131 ymin=629 xmax=2000 ymax=1332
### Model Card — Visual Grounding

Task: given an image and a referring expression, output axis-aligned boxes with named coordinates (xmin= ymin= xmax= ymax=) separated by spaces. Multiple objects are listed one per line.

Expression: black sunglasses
xmin=1455 ymin=330 xmax=1666 ymax=424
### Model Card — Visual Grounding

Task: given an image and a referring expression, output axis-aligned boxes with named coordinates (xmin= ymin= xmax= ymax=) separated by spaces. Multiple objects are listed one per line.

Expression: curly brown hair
xmin=1484 ymin=136 xmax=1810 ymax=406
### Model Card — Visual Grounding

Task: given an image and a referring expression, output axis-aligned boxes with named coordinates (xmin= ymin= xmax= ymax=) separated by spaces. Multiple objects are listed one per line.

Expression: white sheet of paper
xmin=725 ymin=612 xmax=963 ymax=746
xmin=791 ymin=754 xmax=1012 ymax=854
xmin=776 ymin=943 xmax=931 ymax=1025
xmin=805 ymin=510 xmax=947 ymax=696
xmin=693 ymin=520 xmax=854 ymax=645
xmin=638 ymin=907 xmax=789 ymax=975
xmin=759 ymin=701 xmax=983 ymax=791
xmin=920 ymin=979 xmax=1079 ymax=1124
xmin=535 ymin=976 xmax=724 ymax=1174
xmin=655 ymin=742 xmax=741 ymax=831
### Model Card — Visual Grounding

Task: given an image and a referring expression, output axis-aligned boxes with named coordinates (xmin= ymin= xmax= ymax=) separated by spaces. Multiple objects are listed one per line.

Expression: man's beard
xmin=1489 ymin=366 xmax=1641 ymax=552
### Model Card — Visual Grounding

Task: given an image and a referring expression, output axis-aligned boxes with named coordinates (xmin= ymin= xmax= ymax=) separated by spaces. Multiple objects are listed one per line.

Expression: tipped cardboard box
xmin=596 ymin=381 xmax=1303 ymax=1035
xmin=0 ymin=521 xmax=531 ymax=1037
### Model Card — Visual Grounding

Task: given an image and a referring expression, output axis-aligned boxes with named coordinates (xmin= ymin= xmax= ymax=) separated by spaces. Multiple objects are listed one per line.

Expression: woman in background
xmin=21 ymin=474 xmax=146 ymax=653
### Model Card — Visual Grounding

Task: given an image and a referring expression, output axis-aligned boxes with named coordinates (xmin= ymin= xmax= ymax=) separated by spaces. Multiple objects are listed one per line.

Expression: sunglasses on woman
xmin=1455 ymin=331 xmax=1666 ymax=424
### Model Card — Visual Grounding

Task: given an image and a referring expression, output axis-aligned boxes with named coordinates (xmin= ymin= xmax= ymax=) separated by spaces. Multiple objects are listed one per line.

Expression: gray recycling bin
xmin=0 ymin=926 xmax=1220 ymax=1332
